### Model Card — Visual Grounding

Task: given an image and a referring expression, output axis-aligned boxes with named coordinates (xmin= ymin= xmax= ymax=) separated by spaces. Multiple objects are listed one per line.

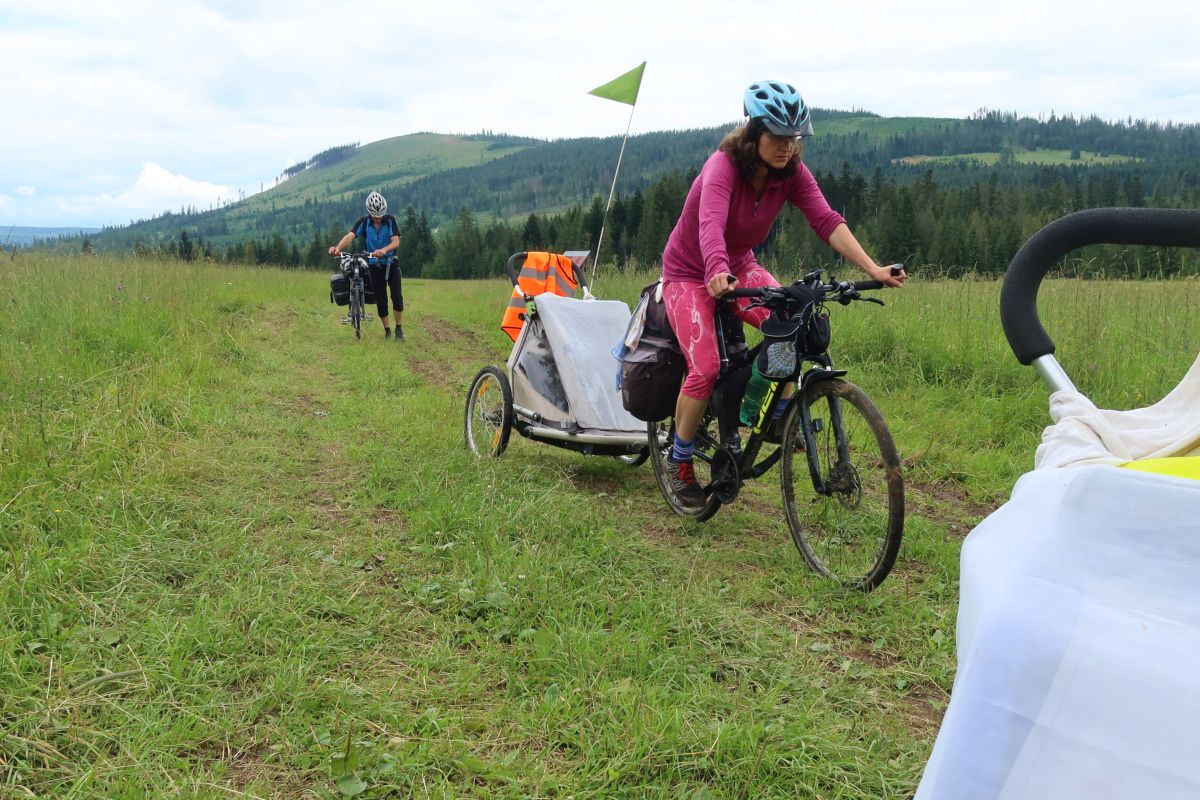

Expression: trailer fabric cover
xmin=531 ymin=293 xmax=645 ymax=435
xmin=916 ymin=464 xmax=1200 ymax=800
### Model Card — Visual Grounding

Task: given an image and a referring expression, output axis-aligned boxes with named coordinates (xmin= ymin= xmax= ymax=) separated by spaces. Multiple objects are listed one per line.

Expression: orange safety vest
xmin=500 ymin=252 xmax=580 ymax=341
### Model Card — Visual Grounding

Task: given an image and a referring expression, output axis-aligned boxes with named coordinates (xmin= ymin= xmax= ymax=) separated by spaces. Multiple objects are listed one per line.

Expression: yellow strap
xmin=1119 ymin=457 xmax=1200 ymax=481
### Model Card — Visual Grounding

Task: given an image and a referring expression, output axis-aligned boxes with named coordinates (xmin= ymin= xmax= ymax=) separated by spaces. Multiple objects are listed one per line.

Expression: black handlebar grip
xmin=505 ymin=251 xmax=527 ymax=288
xmin=853 ymin=280 xmax=885 ymax=291
xmin=725 ymin=287 xmax=768 ymax=299
xmin=1000 ymin=208 xmax=1200 ymax=365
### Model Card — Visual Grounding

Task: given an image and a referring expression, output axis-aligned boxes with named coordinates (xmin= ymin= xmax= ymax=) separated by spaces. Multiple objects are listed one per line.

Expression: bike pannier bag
xmin=620 ymin=281 xmax=686 ymax=422
xmin=621 ymin=345 xmax=686 ymax=422
xmin=330 ymin=272 xmax=350 ymax=306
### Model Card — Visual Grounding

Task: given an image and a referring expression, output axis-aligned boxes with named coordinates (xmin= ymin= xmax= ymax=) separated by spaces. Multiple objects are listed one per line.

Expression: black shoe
xmin=384 ymin=328 xmax=392 ymax=339
xmin=395 ymin=326 xmax=405 ymax=341
xmin=670 ymin=460 xmax=706 ymax=508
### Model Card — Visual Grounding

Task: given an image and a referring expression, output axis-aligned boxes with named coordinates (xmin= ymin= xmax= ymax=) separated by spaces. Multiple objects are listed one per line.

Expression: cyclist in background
xmin=329 ymin=191 xmax=405 ymax=341
xmin=661 ymin=80 xmax=906 ymax=507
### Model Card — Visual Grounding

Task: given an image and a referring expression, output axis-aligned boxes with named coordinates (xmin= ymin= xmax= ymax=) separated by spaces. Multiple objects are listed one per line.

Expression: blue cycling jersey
xmin=352 ymin=215 xmax=398 ymax=255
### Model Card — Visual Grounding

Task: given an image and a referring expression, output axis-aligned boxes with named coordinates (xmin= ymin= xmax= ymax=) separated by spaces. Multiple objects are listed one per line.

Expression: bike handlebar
xmin=335 ymin=252 xmax=394 ymax=262
xmin=724 ymin=266 xmax=902 ymax=307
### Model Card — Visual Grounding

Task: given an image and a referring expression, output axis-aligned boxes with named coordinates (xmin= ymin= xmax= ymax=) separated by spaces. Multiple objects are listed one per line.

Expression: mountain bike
xmin=336 ymin=252 xmax=375 ymax=339
xmin=647 ymin=269 xmax=905 ymax=591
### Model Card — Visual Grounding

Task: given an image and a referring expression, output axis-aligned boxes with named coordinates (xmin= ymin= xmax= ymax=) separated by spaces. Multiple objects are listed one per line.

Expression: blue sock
xmin=671 ymin=433 xmax=695 ymax=463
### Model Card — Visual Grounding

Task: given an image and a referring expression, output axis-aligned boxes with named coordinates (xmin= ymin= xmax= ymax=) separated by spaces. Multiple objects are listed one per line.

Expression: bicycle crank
xmin=709 ymin=447 xmax=741 ymax=505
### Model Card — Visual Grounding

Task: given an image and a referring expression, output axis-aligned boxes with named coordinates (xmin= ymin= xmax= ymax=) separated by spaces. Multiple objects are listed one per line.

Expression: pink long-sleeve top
xmin=661 ymin=150 xmax=845 ymax=283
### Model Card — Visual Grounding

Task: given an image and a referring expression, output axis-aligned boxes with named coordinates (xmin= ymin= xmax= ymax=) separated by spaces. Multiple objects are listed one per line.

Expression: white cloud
xmin=0 ymin=163 xmax=229 ymax=228
xmin=115 ymin=163 xmax=228 ymax=215
xmin=1 ymin=0 xmax=1198 ymax=226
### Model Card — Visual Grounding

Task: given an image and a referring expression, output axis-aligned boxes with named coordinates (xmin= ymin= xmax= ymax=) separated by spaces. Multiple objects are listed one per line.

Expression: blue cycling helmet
xmin=743 ymin=81 xmax=813 ymax=137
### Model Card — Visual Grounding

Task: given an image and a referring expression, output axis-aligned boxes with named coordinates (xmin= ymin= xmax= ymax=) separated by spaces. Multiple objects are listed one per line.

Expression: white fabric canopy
xmin=920 ymin=350 xmax=1200 ymax=799
xmin=1035 ymin=352 xmax=1200 ymax=468
xmin=917 ymin=465 xmax=1200 ymax=800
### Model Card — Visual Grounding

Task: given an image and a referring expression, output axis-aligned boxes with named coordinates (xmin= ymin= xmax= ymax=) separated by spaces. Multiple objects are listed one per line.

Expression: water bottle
xmin=739 ymin=362 xmax=773 ymax=425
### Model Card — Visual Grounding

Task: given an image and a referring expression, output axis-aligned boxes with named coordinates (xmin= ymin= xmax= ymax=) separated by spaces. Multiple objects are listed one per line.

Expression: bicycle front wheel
xmin=351 ymin=286 xmax=364 ymax=339
xmin=780 ymin=379 xmax=904 ymax=591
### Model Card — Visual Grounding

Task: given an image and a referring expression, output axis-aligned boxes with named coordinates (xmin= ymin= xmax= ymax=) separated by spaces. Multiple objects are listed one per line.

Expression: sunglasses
xmin=764 ymin=132 xmax=806 ymax=148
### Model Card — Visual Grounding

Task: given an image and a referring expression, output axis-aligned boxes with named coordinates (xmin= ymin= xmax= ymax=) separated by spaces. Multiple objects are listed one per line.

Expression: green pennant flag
xmin=588 ymin=62 xmax=646 ymax=106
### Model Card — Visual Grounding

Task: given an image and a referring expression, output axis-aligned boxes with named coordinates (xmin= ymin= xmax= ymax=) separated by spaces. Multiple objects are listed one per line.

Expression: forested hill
xmin=76 ymin=109 xmax=1200 ymax=277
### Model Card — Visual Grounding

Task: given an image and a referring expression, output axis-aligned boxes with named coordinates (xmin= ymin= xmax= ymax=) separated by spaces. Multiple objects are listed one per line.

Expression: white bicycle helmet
xmin=365 ymin=191 xmax=387 ymax=217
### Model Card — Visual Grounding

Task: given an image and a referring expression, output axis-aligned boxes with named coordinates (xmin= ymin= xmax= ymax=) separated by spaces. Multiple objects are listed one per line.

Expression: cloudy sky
xmin=2 ymin=0 xmax=1198 ymax=229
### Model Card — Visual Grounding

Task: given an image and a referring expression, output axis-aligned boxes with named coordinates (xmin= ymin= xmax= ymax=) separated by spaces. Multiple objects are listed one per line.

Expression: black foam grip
xmin=1001 ymin=208 xmax=1200 ymax=364
xmin=505 ymin=251 xmax=528 ymax=287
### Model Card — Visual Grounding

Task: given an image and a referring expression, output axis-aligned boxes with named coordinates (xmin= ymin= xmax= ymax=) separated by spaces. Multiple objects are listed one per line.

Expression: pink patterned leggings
xmin=663 ymin=265 xmax=781 ymax=401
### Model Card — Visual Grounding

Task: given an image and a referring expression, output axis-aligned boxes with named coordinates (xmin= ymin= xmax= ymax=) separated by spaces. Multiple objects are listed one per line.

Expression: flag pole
xmin=591 ymin=102 xmax=636 ymax=286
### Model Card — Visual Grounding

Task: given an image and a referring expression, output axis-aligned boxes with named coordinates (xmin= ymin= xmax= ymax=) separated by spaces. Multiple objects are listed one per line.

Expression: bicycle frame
xmin=650 ymin=270 xmax=905 ymax=590
xmin=692 ymin=281 xmax=865 ymax=504
xmin=338 ymin=253 xmax=373 ymax=338
xmin=706 ymin=340 xmax=847 ymax=499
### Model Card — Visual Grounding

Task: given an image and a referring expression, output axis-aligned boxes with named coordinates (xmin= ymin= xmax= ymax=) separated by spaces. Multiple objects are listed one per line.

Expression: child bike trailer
xmin=917 ymin=208 xmax=1200 ymax=800
xmin=464 ymin=251 xmax=648 ymax=462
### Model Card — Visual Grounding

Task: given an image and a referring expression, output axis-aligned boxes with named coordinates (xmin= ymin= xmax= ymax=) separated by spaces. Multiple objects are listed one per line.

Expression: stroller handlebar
xmin=505 ymin=251 xmax=589 ymax=295
xmin=1001 ymin=208 xmax=1200 ymax=368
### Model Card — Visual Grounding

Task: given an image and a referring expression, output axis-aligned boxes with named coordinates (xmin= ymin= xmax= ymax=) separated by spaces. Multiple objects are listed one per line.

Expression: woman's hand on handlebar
xmin=868 ymin=263 xmax=907 ymax=288
xmin=706 ymin=272 xmax=738 ymax=298
xmin=328 ymin=246 xmax=341 ymax=256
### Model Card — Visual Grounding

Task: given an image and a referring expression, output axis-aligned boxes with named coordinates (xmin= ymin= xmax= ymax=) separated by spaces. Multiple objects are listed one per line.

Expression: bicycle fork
xmin=795 ymin=385 xmax=850 ymax=497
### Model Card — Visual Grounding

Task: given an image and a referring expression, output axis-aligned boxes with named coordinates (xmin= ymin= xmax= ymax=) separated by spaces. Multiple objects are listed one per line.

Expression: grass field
xmin=812 ymin=116 xmax=959 ymax=139
xmin=2 ymin=253 xmax=1197 ymax=798
xmin=894 ymin=148 xmax=1137 ymax=167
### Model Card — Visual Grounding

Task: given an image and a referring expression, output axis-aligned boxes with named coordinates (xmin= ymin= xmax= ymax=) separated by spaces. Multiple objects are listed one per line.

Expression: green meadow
xmin=2 ymin=254 xmax=1197 ymax=798
xmin=894 ymin=148 xmax=1137 ymax=167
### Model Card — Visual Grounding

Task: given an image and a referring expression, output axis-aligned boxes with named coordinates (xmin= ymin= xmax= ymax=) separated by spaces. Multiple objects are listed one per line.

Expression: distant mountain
xmin=72 ymin=109 xmax=1200 ymax=257
xmin=4 ymin=226 xmax=100 ymax=247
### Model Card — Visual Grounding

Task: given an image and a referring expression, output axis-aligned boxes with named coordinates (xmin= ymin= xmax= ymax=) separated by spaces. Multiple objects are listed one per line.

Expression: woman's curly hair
xmin=718 ymin=118 xmax=802 ymax=184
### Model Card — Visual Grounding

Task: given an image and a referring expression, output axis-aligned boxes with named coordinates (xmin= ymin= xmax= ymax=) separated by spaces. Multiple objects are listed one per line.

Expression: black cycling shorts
xmin=369 ymin=262 xmax=403 ymax=317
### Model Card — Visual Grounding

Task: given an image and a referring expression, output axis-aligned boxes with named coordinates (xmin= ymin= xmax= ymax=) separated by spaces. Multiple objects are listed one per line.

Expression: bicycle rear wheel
xmin=647 ymin=418 xmax=722 ymax=522
xmin=780 ymin=378 xmax=904 ymax=591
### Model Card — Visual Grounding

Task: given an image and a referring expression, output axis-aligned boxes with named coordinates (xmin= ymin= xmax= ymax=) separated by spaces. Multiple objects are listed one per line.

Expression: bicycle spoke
xmin=464 ymin=367 xmax=512 ymax=457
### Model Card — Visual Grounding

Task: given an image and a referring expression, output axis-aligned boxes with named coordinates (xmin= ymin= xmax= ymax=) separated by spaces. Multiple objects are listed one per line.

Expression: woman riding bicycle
xmin=329 ymin=191 xmax=405 ymax=341
xmin=662 ymin=80 xmax=906 ymax=508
